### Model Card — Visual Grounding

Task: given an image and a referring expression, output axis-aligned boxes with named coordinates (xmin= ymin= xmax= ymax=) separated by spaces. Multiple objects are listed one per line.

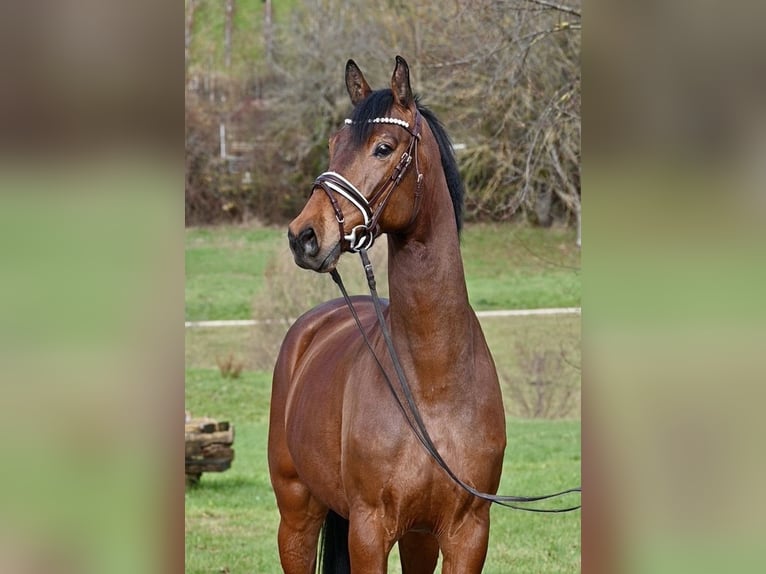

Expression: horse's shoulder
xmin=283 ymin=296 xmax=387 ymax=345
xmin=275 ymin=296 xmax=388 ymax=389
xmin=294 ymin=296 xmax=387 ymax=327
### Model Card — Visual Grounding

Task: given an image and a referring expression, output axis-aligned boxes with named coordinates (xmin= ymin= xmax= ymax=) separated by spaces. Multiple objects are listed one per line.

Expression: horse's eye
xmin=374 ymin=143 xmax=394 ymax=158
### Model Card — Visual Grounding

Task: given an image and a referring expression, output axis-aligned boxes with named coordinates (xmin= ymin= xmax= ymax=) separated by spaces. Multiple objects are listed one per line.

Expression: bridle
xmin=317 ymin=108 xmax=581 ymax=513
xmin=312 ymin=111 xmax=424 ymax=252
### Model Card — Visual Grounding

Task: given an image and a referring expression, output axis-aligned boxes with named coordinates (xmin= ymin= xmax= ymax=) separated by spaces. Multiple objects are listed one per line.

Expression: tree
xmin=185 ymin=0 xmax=581 ymax=232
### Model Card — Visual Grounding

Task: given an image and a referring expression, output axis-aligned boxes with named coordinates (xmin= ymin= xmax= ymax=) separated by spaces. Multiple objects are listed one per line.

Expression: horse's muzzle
xmin=289 ymin=226 xmax=319 ymax=258
xmin=287 ymin=227 xmax=341 ymax=272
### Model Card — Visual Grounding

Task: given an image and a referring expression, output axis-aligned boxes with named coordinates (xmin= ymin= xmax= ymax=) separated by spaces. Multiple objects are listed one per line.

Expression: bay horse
xmin=268 ymin=56 xmax=506 ymax=573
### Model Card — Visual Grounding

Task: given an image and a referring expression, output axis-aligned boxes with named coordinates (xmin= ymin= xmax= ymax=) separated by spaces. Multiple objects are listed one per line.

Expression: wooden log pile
xmin=185 ymin=414 xmax=235 ymax=485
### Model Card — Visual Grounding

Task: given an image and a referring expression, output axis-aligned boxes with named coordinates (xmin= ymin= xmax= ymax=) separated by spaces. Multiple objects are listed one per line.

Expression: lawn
xmin=185 ymin=222 xmax=580 ymax=321
xmin=185 ymin=221 xmax=581 ymax=572
xmin=185 ymin=369 xmax=580 ymax=573
xmin=461 ymin=223 xmax=581 ymax=310
xmin=185 ymin=226 xmax=286 ymax=321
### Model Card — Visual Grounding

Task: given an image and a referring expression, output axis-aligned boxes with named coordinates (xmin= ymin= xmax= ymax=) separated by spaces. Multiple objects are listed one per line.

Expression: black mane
xmin=349 ymin=90 xmax=464 ymax=233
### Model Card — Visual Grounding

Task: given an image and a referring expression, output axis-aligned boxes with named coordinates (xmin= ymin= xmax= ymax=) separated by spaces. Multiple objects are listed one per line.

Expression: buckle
xmin=345 ymin=224 xmax=375 ymax=252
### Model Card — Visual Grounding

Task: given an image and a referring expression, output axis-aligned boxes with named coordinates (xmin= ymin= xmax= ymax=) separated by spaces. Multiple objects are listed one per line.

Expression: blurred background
xmin=0 ymin=1 xmax=183 ymax=573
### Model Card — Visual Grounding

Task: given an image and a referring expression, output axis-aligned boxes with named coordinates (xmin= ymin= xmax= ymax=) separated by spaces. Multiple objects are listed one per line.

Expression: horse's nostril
xmin=298 ymin=227 xmax=319 ymax=257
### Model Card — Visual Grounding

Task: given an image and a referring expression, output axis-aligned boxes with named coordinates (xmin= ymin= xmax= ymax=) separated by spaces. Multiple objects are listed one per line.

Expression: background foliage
xmin=185 ymin=0 xmax=581 ymax=234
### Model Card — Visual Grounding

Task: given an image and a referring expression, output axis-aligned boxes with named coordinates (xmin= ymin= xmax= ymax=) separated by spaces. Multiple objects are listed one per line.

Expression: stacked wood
xmin=185 ymin=415 xmax=235 ymax=485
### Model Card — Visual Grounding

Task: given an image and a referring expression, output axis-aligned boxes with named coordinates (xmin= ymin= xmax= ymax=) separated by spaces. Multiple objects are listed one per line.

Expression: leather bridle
xmin=312 ymin=111 xmax=424 ymax=252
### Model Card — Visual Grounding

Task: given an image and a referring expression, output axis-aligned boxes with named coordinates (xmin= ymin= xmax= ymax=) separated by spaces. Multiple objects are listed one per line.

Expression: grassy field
xmin=185 ymin=226 xmax=286 ymax=321
xmin=185 ymin=369 xmax=580 ymax=573
xmin=185 ymin=222 xmax=580 ymax=572
xmin=185 ymin=312 xmax=581 ymax=419
xmin=185 ymin=222 xmax=580 ymax=321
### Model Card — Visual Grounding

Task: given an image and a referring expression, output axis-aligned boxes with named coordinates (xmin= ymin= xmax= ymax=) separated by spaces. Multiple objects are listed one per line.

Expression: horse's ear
xmin=345 ymin=59 xmax=372 ymax=106
xmin=391 ymin=55 xmax=413 ymax=109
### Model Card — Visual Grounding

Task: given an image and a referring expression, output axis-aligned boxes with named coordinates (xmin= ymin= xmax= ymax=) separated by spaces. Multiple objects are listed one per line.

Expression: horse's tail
xmin=318 ymin=510 xmax=350 ymax=574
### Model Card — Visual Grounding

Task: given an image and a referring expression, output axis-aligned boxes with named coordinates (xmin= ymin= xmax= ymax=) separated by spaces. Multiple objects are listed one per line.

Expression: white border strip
xmin=185 ymin=307 xmax=580 ymax=328
xmin=476 ymin=307 xmax=581 ymax=318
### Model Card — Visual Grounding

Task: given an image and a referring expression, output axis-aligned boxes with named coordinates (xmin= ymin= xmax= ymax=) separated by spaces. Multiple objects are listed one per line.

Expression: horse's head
xmin=288 ymin=56 xmax=423 ymax=272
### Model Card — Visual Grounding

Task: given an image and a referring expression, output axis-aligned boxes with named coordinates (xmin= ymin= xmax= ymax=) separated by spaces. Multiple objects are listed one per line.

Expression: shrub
xmin=502 ymin=339 xmax=580 ymax=419
xmin=249 ymin=243 xmax=389 ymax=371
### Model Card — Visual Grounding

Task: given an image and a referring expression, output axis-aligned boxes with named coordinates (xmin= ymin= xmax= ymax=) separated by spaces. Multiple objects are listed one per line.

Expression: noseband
xmin=312 ymin=111 xmax=424 ymax=252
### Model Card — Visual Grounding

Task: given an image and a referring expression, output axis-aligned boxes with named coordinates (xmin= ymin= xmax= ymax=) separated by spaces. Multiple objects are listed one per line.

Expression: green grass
xmin=185 ymin=314 xmax=581 ymax=418
xmin=462 ymin=223 xmax=581 ymax=310
xmin=185 ymin=222 xmax=580 ymax=321
xmin=185 ymin=369 xmax=580 ymax=573
xmin=185 ymin=226 xmax=285 ymax=321
xmin=186 ymin=222 xmax=580 ymax=571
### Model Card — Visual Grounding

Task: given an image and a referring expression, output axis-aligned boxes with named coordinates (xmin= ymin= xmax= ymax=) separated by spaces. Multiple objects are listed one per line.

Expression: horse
xmin=268 ymin=56 xmax=506 ymax=573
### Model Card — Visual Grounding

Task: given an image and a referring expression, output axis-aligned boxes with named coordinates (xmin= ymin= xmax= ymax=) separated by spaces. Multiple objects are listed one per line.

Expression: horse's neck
xmin=385 ymin=180 xmax=475 ymax=388
xmin=387 ymin=225 xmax=469 ymax=324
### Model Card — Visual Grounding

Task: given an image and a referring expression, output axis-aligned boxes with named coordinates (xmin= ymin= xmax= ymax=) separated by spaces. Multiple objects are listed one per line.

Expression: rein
xmin=331 ymin=258 xmax=581 ymax=513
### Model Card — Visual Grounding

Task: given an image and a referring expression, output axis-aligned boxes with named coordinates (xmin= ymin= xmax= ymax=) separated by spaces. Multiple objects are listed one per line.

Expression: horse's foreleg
xmin=399 ymin=530 xmax=439 ymax=574
xmin=347 ymin=508 xmax=396 ymax=573
xmin=273 ymin=476 xmax=327 ymax=574
xmin=438 ymin=510 xmax=491 ymax=574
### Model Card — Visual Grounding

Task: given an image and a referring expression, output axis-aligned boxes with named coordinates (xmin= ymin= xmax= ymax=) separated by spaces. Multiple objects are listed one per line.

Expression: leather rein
xmin=319 ymin=112 xmax=581 ymax=513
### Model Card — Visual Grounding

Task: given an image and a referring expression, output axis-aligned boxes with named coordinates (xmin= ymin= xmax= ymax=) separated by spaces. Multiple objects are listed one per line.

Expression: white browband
xmin=344 ymin=117 xmax=410 ymax=130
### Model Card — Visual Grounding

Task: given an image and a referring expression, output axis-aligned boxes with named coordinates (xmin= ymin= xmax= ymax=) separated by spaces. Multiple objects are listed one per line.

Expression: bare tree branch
xmin=185 ymin=0 xmax=197 ymax=66
xmin=525 ymin=0 xmax=581 ymax=18
xmin=186 ymin=0 xmax=581 ymax=230
xmin=224 ymin=0 xmax=235 ymax=69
